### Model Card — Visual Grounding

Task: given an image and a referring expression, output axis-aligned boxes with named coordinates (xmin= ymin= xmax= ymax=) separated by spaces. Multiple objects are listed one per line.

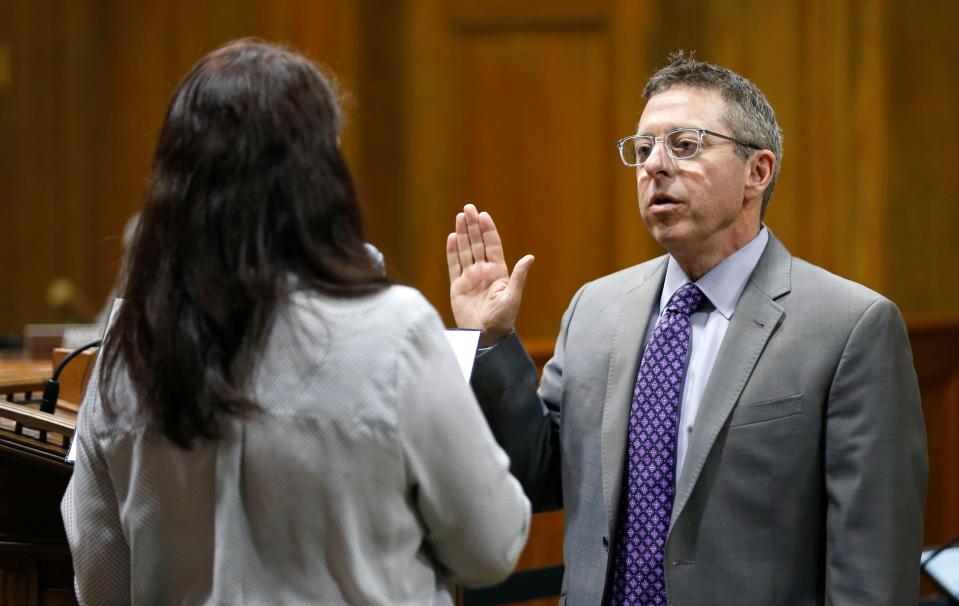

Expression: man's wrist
xmin=478 ymin=330 xmax=511 ymax=349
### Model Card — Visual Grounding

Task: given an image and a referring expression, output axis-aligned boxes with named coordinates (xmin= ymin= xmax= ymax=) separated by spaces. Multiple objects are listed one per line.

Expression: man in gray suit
xmin=445 ymin=54 xmax=927 ymax=604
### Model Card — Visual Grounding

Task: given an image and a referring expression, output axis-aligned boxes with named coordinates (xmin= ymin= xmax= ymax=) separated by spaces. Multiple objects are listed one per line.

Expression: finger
xmin=507 ymin=254 xmax=535 ymax=301
xmin=446 ymin=233 xmax=462 ymax=282
xmin=464 ymin=205 xmax=486 ymax=263
xmin=455 ymin=212 xmax=474 ymax=267
xmin=478 ymin=211 xmax=506 ymax=265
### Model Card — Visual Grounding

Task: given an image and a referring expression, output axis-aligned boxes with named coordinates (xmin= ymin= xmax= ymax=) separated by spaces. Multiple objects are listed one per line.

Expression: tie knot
xmin=666 ymin=283 xmax=703 ymax=316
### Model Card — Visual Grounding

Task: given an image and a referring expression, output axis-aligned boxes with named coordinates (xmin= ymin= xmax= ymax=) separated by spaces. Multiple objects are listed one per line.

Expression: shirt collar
xmin=660 ymin=226 xmax=769 ymax=320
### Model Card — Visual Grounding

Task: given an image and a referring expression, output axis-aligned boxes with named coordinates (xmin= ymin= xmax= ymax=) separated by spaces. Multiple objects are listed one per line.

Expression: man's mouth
xmin=651 ymin=194 xmax=681 ymax=207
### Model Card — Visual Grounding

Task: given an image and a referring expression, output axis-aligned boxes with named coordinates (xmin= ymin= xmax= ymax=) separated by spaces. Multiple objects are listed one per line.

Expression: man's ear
xmin=745 ymin=149 xmax=775 ymax=200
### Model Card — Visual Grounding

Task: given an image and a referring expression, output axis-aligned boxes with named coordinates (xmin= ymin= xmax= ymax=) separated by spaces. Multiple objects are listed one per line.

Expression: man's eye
xmin=636 ymin=144 xmax=653 ymax=158
xmin=669 ymin=137 xmax=698 ymax=156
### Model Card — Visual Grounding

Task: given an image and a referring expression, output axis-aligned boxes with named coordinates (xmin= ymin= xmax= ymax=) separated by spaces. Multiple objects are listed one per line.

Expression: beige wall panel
xmin=458 ymin=30 xmax=614 ymax=339
xmin=97 ymin=2 xmax=179 ymax=301
xmin=704 ymin=1 xmax=805 ymax=255
xmin=3 ymin=0 xmax=956 ymax=329
xmin=404 ymin=0 xmax=641 ymax=343
xmin=351 ymin=1 xmax=404 ymax=273
xmin=402 ymin=0 xmax=459 ymax=306
xmin=847 ymin=0 xmax=887 ymax=292
xmin=0 ymin=1 xmax=107 ymax=333
xmin=884 ymin=0 xmax=959 ymax=316
xmin=0 ymin=1 xmax=364 ymax=337
xmin=451 ymin=0 xmax=611 ymax=29
xmin=797 ymin=0 xmax=855 ymax=276
xmin=610 ymin=0 xmax=661 ymax=272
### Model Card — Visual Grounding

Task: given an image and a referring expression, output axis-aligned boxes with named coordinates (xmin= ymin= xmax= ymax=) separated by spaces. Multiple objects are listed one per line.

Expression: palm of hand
xmin=447 ymin=205 xmax=533 ymax=343
xmin=450 ymin=258 xmax=513 ymax=333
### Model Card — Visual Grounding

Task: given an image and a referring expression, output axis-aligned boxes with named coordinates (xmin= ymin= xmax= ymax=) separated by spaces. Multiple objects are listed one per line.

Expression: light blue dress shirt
xmin=643 ymin=227 xmax=769 ymax=485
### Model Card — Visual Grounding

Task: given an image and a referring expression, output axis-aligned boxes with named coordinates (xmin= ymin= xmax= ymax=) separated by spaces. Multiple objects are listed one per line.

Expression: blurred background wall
xmin=1 ymin=0 xmax=957 ymax=590
xmin=3 ymin=0 xmax=958 ymax=337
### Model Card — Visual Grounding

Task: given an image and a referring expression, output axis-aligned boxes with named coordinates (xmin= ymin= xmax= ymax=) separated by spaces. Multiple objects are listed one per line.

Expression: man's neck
xmin=670 ymin=224 xmax=762 ymax=281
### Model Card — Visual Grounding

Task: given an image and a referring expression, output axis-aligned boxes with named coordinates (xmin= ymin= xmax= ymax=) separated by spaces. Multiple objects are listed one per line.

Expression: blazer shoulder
xmin=581 ymin=255 xmax=668 ymax=299
xmin=788 ymin=257 xmax=901 ymax=318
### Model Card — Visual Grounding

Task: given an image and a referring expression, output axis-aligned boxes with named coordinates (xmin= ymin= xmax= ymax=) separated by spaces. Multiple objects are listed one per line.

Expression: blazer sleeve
xmin=396 ymin=302 xmax=531 ymax=588
xmin=469 ymin=285 xmax=586 ymax=511
xmin=824 ymin=297 xmax=928 ymax=604
xmin=61 ymin=384 xmax=132 ymax=605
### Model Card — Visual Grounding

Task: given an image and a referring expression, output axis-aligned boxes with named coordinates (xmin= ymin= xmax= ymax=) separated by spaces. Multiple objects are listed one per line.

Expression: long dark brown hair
xmin=101 ymin=39 xmax=388 ymax=448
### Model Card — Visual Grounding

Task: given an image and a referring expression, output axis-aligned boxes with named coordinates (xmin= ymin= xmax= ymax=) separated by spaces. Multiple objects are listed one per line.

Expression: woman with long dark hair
xmin=61 ymin=39 xmax=529 ymax=605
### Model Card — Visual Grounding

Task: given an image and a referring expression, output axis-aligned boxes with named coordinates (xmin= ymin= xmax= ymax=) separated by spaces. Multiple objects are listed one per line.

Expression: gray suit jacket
xmin=471 ymin=232 xmax=927 ymax=605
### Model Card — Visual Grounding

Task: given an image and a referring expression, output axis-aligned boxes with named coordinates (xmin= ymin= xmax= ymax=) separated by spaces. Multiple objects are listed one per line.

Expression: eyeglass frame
xmin=616 ymin=127 xmax=761 ymax=168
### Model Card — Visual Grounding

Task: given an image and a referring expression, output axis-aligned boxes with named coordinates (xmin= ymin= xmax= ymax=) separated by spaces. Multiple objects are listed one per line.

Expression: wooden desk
xmin=0 ymin=360 xmax=48 ymax=394
xmin=0 ymin=358 xmax=81 ymax=606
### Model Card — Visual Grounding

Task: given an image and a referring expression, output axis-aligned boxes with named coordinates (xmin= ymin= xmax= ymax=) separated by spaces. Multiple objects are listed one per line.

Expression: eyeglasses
xmin=616 ymin=127 xmax=760 ymax=167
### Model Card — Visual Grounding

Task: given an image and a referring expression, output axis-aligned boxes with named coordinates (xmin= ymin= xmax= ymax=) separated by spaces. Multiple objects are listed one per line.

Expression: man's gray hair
xmin=644 ymin=51 xmax=783 ymax=218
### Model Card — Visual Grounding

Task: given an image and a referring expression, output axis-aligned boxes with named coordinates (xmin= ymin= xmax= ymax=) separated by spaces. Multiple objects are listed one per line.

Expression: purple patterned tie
xmin=609 ymin=283 xmax=703 ymax=605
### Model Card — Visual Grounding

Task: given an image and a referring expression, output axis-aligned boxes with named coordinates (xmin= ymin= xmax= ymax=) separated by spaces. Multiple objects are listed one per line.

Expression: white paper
xmin=66 ymin=427 xmax=78 ymax=462
xmin=444 ymin=329 xmax=481 ymax=381
xmin=922 ymin=546 xmax=959 ymax=598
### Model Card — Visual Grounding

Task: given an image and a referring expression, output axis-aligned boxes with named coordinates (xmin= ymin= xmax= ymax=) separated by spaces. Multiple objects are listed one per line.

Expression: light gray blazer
xmin=471 ymin=232 xmax=927 ymax=605
xmin=63 ymin=286 xmax=530 ymax=605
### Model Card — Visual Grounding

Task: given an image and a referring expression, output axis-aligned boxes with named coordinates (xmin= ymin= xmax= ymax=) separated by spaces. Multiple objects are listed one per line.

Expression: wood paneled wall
xmin=394 ymin=0 xmax=959 ymax=338
xmin=2 ymin=0 xmax=958 ymax=332
xmin=0 ymin=0 xmax=363 ymax=334
xmin=1 ymin=0 xmax=957 ymax=594
xmin=909 ymin=318 xmax=959 ymax=551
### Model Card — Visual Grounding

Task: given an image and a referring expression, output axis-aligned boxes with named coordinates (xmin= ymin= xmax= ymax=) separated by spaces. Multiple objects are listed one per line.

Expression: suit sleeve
xmin=824 ymin=297 xmax=927 ymax=604
xmin=397 ymin=301 xmax=531 ymax=587
xmin=470 ymin=285 xmax=586 ymax=511
xmin=61 ymin=382 xmax=132 ymax=605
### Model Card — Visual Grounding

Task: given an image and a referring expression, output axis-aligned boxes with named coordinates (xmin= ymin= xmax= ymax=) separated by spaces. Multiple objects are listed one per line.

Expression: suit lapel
xmin=601 ymin=258 xmax=667 ymax=533
xmin=670 ymin=233 xmax=792 ymax=528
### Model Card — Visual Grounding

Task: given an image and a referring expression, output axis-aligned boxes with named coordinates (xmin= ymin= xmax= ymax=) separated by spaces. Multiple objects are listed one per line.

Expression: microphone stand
xmin=39 ymin=339 xmax=102 ymax=414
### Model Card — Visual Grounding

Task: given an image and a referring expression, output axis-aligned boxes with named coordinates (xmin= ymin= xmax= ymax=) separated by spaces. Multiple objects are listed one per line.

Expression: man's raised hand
xmin=446 ymin=204 xmax=534 ymax=346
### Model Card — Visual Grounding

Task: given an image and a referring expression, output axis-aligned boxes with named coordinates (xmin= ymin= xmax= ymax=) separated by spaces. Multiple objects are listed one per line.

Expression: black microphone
xmin=40 ymin=339 xmax=102 ymax=414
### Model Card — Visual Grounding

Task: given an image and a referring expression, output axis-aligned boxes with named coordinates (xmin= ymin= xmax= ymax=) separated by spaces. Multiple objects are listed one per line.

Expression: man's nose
xmin=643 ymin=139 xmax=674 ymax=178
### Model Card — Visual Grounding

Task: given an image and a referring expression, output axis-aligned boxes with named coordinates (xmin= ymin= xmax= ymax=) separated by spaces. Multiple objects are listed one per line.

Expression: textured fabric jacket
xmin=63 ymin=285 xmax=530 ymax=605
